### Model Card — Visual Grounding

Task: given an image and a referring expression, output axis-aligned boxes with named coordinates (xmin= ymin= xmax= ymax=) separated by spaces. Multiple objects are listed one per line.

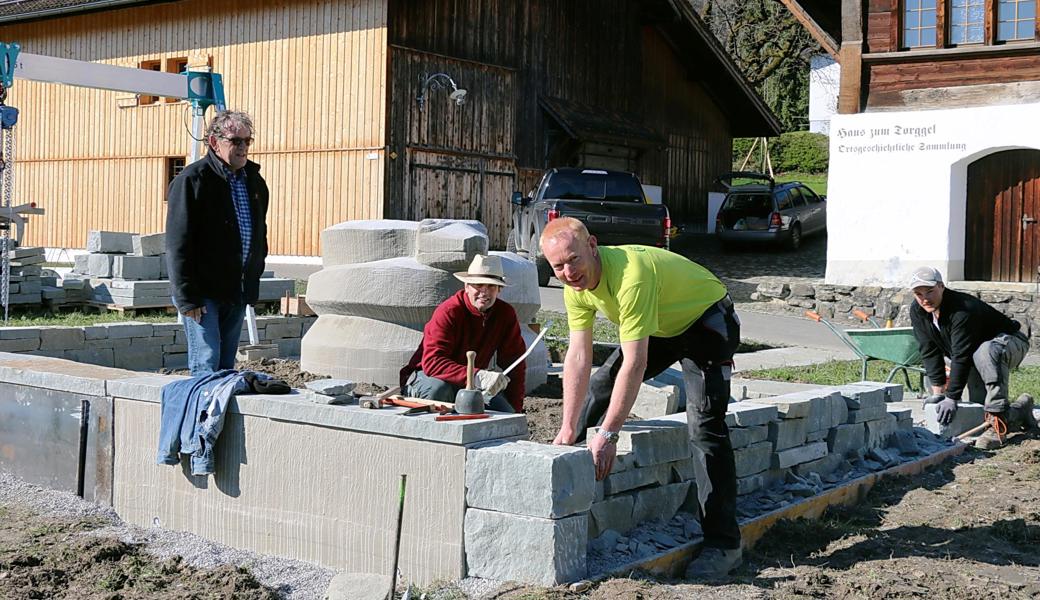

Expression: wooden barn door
xmin=965 ymin=149 xmax=1040 ymax=282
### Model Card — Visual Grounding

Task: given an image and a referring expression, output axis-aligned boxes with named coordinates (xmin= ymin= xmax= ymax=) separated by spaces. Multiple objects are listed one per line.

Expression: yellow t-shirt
xmin=564 ymin=245 xmax=727 ymax=342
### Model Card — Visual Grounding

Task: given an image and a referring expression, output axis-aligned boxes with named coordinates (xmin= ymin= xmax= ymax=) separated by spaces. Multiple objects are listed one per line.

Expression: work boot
xmin=1008 ymin=394 xmax=1038 ymax=432
xmin=975 ymin=412 xmax=1009 ymax=450
xmin=684 ymin=547 xmax=742 ymax=579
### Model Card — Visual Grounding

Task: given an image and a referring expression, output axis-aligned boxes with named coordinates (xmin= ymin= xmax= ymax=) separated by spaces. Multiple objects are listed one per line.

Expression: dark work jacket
xmin=909 ymin=288 xmax=1020 ymax=400
xmin=166 ymin=152 xmax=269 ymax=312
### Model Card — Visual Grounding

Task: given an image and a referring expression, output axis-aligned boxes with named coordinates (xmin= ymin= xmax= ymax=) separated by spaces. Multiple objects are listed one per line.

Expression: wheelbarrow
xmin=805 ymin=310 xmax=926 ymax=392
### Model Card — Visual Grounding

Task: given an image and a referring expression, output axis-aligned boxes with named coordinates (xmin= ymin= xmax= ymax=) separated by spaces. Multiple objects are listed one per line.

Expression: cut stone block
xmin=603 ymin=464 xmax=669 ymax=495
xmin=806 ymin=429 xmax=828 ymax=442
xmin=589 ymin=495 xmax=635 ymax=538
xmin=838 ymin=383 xmax=886 ymax=410
xmin=793 ymin=452 xmax=843 ymax=478
xmin=113 ymin=255 xmax=161 ymax=280
xmin=773 ymin=441 xmax=828 ymax=469
xmin=301 ymin=315 xmax=423 ymax=386
xmin=414 ymin=219 xmax=489 ymax=271
xmin=668 ymin=457 xmax=697 ymax=482
xmin=325 ymin=572 xmax=391 ymax=600
xmin=265 ymin=322 xmax=303 ymax=339
xmin=734 ymin=440 xmax=772 ymax=478
xmin=729 ymin=424 xmax=768 ymax=449
xmin=847 ymin=404 xmax=888 ymax=423
xmin=736 ymin=468 xmax=786 ymax=497
xmin=87 ymin=253 xmax=115 ymax=277
xmin=600 ymin=421 xmax=691 ymax=467
xmin=466 ymin=440 xmax=595 ymax=518
xmin=865 ymin=416 xmax=897 ymax=450
xmin=159 ymin=256 xmax=168 ymax=279
xmin=768 ymin=418 xmax=808 ymax=451
xmin=755 ymin=394 xmax=812 ymax=419
xmin=847 ymin=380 xmax=904 ymax=403
xmin=132 ymin=232 xmax=165 ymax=256
xmin=236 ymin=344 xmax=279 ymax=362
xmin=87 ymin=230 xmax=134 ymax=253
xmin=489 ymin=251 xmax=541 ymax=324
xmin=924 ymin=402 xmax=985 ymax=439
xmin=102 ymin=323 xmax=154 ymax=339
xmin=73 ymin=254 xmax=89 ymax=274
xmin=886 ymin=406 xmax=912 ymax=421
xmin=320 ymin=219 xmax=419 ymax=266
xmin=631 ymin=383 xmax=679 ymax=419
xmin=64 ymin=347 xmax=115 ymax=367
xmin=631 ymin=481 xmax=691 ymax=524
xmin=305 ymin=258 xmax=462 ymax=326
xmin=725 ymin=402 xmax=779 ymax=427
xmin=465 ymin=509 xmax=587 ymax=586
xmin=826 ymin=393 xmax=850 ymax=429
xmin=257 ymin=278 xmax=296 ymax=302
xmin=39 ymin=327 xmax=85 ymax=351
xmin=828 ymin=423 xmax=866 ymax=457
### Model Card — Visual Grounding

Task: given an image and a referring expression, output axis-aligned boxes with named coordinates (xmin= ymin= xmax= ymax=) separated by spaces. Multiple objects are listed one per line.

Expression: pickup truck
xmin=508 ymin=168 xmax=671 ymax=286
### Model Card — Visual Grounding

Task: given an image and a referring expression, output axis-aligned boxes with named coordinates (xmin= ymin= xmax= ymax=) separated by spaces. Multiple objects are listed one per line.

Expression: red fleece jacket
xmin=401 ymin=290 xmax=527 ymax=411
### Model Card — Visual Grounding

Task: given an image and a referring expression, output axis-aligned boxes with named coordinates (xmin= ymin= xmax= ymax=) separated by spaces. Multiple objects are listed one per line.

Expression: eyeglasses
xmin=220 ymin=136 xmax=254 ymax=148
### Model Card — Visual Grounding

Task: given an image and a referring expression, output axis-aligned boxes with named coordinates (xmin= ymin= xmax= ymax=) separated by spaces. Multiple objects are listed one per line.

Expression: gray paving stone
xmin=113 ymin=255 xmax=161 ymax=280
xmin=773 ymin=441 xmax=828 ymax=469
xmin=465 ymin=509 xmax=586 ymax=586
xmin=793 ymin=452 xmax=843 ymax=478
xmin=87 ymin=230 xmax=133 ymax=253
xmin=734 ymin=440 xmax=772 ymax=477
xmin=838 ymin=383 xmax=886 ymax=410
xmin=0 ymin=327 xmax=40 ymax=340
xmin=466 ymin=440 xmax=595 ymax=518
xmin=631 ymin=481 xmax=691 ymax=524
xmin=924 ymin=402 xmax=985 ymax=439
xmin=725 ymin=402 xmax=779 ymax=427
xmin=603 ymin=464 xmax=670 ymax=495
xmin=848 ymin=404 xmax=888 ymax=423
xmin=768 ymin=418 xmax=808 ymax=451
xmin=589 ymin=494 xmax=635 ymax=538
xmin=847 ymin=380 xmax=904 ymax=403
xmin=728 ymin=424 xmax=768 ymax=449
xmin=39 ymin=327 xmax=85 ymax=351
xmin=0 ymin=337 xmax=40 ymax=352
xmin=828 ymin=423 xmax=866 ymax=457
xmin=103 ymin=322 xmax=154 ymax=339
xmin=132 ymin=232 xmax=165 ymax=256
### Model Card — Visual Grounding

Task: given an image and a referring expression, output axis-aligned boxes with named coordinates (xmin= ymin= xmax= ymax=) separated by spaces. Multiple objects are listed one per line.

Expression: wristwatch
xmin=597 ymin=430 xmax=620 ymax=445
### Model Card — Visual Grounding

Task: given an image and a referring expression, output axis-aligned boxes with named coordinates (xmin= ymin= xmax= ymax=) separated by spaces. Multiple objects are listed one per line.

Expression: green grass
xmin=0 ymin=303 xmax=285 ymax=327
xmin=742 ymin=359 xmax=1040 ymax=398
xmin=775 ymin=171 xmax=828 ymax=196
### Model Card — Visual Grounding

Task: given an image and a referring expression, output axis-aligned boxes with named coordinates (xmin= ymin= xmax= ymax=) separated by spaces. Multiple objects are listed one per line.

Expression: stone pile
xmin=301 ymin=219 xmax=548 ymax=391
xmin=4 ymin=245 xmax=46 ymax=305
xmin=69 ymin=230 xmax=293 ymax=308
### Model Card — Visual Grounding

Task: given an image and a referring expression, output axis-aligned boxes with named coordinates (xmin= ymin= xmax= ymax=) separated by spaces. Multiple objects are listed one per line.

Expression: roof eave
xmin=0 ymin=0 xmax=170 ymax=25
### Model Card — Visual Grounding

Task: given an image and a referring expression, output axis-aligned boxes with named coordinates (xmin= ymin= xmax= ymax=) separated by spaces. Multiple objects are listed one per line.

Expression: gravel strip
xmin=0 ymin=472 xmax=334 ymax=599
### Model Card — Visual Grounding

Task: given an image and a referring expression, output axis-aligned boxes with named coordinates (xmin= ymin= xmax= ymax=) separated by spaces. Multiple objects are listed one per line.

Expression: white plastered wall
xmin=826 ymin=102 xmax=1040 ymax=286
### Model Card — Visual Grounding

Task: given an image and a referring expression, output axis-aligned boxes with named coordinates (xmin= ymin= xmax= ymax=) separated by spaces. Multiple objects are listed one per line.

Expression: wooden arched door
xmin=965 ymin=149 xmax=1040 ymax=282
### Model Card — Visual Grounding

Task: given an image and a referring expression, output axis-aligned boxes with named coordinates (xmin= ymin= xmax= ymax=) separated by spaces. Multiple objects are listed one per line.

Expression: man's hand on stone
xmin=182 ymin=306 xmax=207 ymax=323
xmin=552 ymin=427 xmax=576 ymax=446
xmin=935 ymin=396 xmax=958 ymax=426
xmin=475 ymin=369 xmax=509 ymax=397
xmin=587 ymin=433 xmax=616 ymax=481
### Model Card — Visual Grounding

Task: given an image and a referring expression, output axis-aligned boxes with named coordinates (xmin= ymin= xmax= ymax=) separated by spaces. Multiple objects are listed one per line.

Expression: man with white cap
xmin=399 ymin=254 xmax=527 ymax=412
xmin=908 ymin=266 xmax=1034 ymax=448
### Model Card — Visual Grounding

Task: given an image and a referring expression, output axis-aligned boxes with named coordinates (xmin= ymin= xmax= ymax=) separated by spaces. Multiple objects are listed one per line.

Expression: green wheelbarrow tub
xmin=844 ymin=327 xmax=922 ymax=366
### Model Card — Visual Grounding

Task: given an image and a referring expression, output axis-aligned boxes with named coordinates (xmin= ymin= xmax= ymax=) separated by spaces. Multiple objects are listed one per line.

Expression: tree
xmin=694 ymin=0 xmax=819 ymax=131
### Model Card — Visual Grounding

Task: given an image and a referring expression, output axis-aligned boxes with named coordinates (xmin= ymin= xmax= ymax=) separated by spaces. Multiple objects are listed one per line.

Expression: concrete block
xmin=103 ymin=322 xmax=154 ymax=339
xmin=132 ymin=232 xmax=165 ymax=256
xmin=301 ymin=315 xmax=425 ymax=386
xmin=466 ymin=440 xmax=595 ymax=518
xmin=603 ymin=464 xmax=670 ymax=495
xmin=607 ymin=420 xmax=691 ymax=467
xmin=87 ymin=253 xmax=115 ymax=277
xmin=39 ymin=327 xmax=85 ymax=351
xmin=631 ymin=481 xmax=691 ymax=524
xmin=237 ymin=344 xmax=279 ymax=362
xmin=489 ymin=251 xmax=541 ymax=324
xmin=827 ymin=423 xmax=866 ymax=457
xmin=113 ymin=255 xmax=161 ymax=280
xmin=838 ymin=383 xmax=886 ymax=410
xmin=589 ymin=495 xmax=635 ymax=537
xmin=734 ymin=440 xmax=772 ymax=478
xmin=725 ymin=402 xmax=779 ymax=427
xmin=793 ymin=453 xmax=843 ymax=478
xmin=320 ymin=220 xmax=419 ymax=266
xmin=847 ymin=404 xmax=888 ymax=423
xmin=87 ymin=230 xmax=133 ymax=253
xmin=729 ymin=424 xmax=769 ymax=449
xmin=768 ymin=418 xmax=808 ymax=451
xmin=414 ymin=219 xmax=489 ymax=271
xmin=773 ymin=441 xmax=828 ymax=469
xmin=305 ymin=258 xmax=462 ymax=326
xmin=63 ymin=347 xmax=114 ymax=367
xmin=631 ymin=383 xmax=679 ymax=419
xmin=924 ymin=402 xmax=984 ymax=439
xmin=464 ymin=509 xmax=587 ymax=586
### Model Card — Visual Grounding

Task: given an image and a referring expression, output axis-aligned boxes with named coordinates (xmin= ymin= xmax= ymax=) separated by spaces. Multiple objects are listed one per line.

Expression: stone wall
xmin=0 ymin=315 xmax=315 ymax=370
xmin=753 ymin=281 xmax=1040 ymax=344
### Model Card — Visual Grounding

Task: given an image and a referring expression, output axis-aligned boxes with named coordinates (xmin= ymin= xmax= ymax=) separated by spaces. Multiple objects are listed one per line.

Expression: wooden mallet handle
xmin=465 ymin=350 xmax=476 ymax=390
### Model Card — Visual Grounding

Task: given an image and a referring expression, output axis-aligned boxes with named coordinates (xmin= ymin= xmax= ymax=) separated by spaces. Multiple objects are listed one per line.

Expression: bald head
xmin=540 ymin=217 xmax=601 ymax=291
xmin=541 ymin=216 xmax=589 ymax=249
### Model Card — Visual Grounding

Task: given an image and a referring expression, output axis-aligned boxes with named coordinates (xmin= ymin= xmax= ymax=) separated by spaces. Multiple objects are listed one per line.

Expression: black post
xmin=387 ymin=474 xmax=407 ymax=600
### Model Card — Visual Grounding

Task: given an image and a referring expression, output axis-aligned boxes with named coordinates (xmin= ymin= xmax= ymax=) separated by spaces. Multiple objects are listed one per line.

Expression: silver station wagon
xmin=714 ymin=171 xmax=826 ymax=250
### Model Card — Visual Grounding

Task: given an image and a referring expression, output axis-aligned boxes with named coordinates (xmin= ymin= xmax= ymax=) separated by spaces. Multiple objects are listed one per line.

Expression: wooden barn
xmin=783 ymin=0 xmax=1040 ymax=286
xmin=0 ymin=0 xmax=779 ymax=256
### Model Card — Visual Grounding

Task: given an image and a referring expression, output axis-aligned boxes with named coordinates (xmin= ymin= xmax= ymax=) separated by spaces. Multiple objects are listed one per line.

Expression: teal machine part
xmin=187 ymin=71 xmax=226 ymax=112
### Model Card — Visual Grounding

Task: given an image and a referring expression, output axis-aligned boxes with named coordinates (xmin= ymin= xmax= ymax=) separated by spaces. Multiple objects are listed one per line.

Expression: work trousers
xmin=959 ymin=331 xmax=1030 ymax=413
xmin=405 ymin=370 xmax=515 ymax=413
xmin=575 ymin=295 xmax=742 ymax=550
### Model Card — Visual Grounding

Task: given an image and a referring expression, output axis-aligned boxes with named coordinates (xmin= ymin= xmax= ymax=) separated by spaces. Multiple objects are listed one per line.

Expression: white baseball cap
xmin=908 ymin=266 xmax=943 ymax=290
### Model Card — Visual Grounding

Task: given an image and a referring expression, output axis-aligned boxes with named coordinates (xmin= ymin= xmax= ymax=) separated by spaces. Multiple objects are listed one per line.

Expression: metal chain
xmin=1 ymin=116 xmax=13 ymax=324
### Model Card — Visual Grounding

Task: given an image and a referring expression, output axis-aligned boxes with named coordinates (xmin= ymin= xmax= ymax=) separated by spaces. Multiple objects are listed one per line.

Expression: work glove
xmin=933 ymin=396 xmax=958 ymax=426
xmin=475 ymin=369 xmax=510 ymax=398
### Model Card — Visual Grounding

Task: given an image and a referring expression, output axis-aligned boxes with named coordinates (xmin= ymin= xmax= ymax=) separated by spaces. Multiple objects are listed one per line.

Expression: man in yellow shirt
xmin=541 ymin=217 xmax=742 ymax=579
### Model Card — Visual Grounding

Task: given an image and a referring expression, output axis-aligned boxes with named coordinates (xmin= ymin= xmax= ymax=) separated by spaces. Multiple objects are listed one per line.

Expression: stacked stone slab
xmin=4 ymin=245 xmax=45 ymax=304
xmin=301 ymin=220 xmax=548 ymax=390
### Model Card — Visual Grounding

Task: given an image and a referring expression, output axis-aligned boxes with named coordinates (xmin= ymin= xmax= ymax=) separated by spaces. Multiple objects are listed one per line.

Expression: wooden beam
xmin=937 ymin=0 xmax=947 ymax=48
xmin=985 ymin=0 xmax=995 ymax=45
xmin=891 ymin=0 xmax=901 ymax=51
xmin=1036 ymin=0 xmax=1040 ymax=41
xmin=779 ymin=0 xmax=840 ymax=57
xmin=838 ymin=42 xmax=864 ymax=114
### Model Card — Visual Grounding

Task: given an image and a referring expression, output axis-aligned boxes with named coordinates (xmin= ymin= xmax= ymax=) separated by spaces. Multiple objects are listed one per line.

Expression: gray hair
xmin=206 ymin=110 xmax=254 ymax=139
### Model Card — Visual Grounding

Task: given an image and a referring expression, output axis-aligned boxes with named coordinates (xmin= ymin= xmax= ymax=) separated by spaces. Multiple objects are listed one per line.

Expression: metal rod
xmin=387 ymin=474 xmax=408 ymax=600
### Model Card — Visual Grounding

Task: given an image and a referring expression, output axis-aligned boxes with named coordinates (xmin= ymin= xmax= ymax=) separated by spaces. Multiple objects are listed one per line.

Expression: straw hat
xmin=454 ymin=254 xmax=508 ymax=287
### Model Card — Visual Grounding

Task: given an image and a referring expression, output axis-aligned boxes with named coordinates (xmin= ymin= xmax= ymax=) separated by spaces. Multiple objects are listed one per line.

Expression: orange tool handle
xmin=435 ymin=413 xmax=491 ymax=422
xmin=852 ymin=309 xmax=871 ymax=322
xmin=804 ymin=310 xmax=822 ymax=322
xmin=384 ymin=397 xmax=428 ymax=410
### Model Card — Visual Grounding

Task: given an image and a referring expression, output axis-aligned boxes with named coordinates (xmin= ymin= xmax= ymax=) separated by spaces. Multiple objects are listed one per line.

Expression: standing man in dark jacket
xmin=166 ymin=111 xmax=269 ymax=376
xmin=908 ymin=266 xmax=1033 ymax=448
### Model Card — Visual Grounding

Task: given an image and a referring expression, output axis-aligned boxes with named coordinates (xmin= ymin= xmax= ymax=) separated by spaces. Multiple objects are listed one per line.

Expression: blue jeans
xmin=181 ymin=298 xmax=246 ymax=376
xmin=405 ymin=370 xmax=515 ymax=413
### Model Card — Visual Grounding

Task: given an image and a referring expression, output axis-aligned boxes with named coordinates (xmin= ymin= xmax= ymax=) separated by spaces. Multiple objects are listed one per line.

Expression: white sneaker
xmin=684 ymin=547 xmax=742 ymax=579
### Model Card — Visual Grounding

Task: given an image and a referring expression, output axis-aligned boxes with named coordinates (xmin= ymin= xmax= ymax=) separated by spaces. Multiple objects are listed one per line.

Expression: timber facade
xmin=0 ymin=0 xmax=777 ymax=256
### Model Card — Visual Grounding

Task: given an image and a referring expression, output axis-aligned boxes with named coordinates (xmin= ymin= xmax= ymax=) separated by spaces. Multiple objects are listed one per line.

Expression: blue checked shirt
xmin=224 ymin=166 xmax=252 ymax=266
